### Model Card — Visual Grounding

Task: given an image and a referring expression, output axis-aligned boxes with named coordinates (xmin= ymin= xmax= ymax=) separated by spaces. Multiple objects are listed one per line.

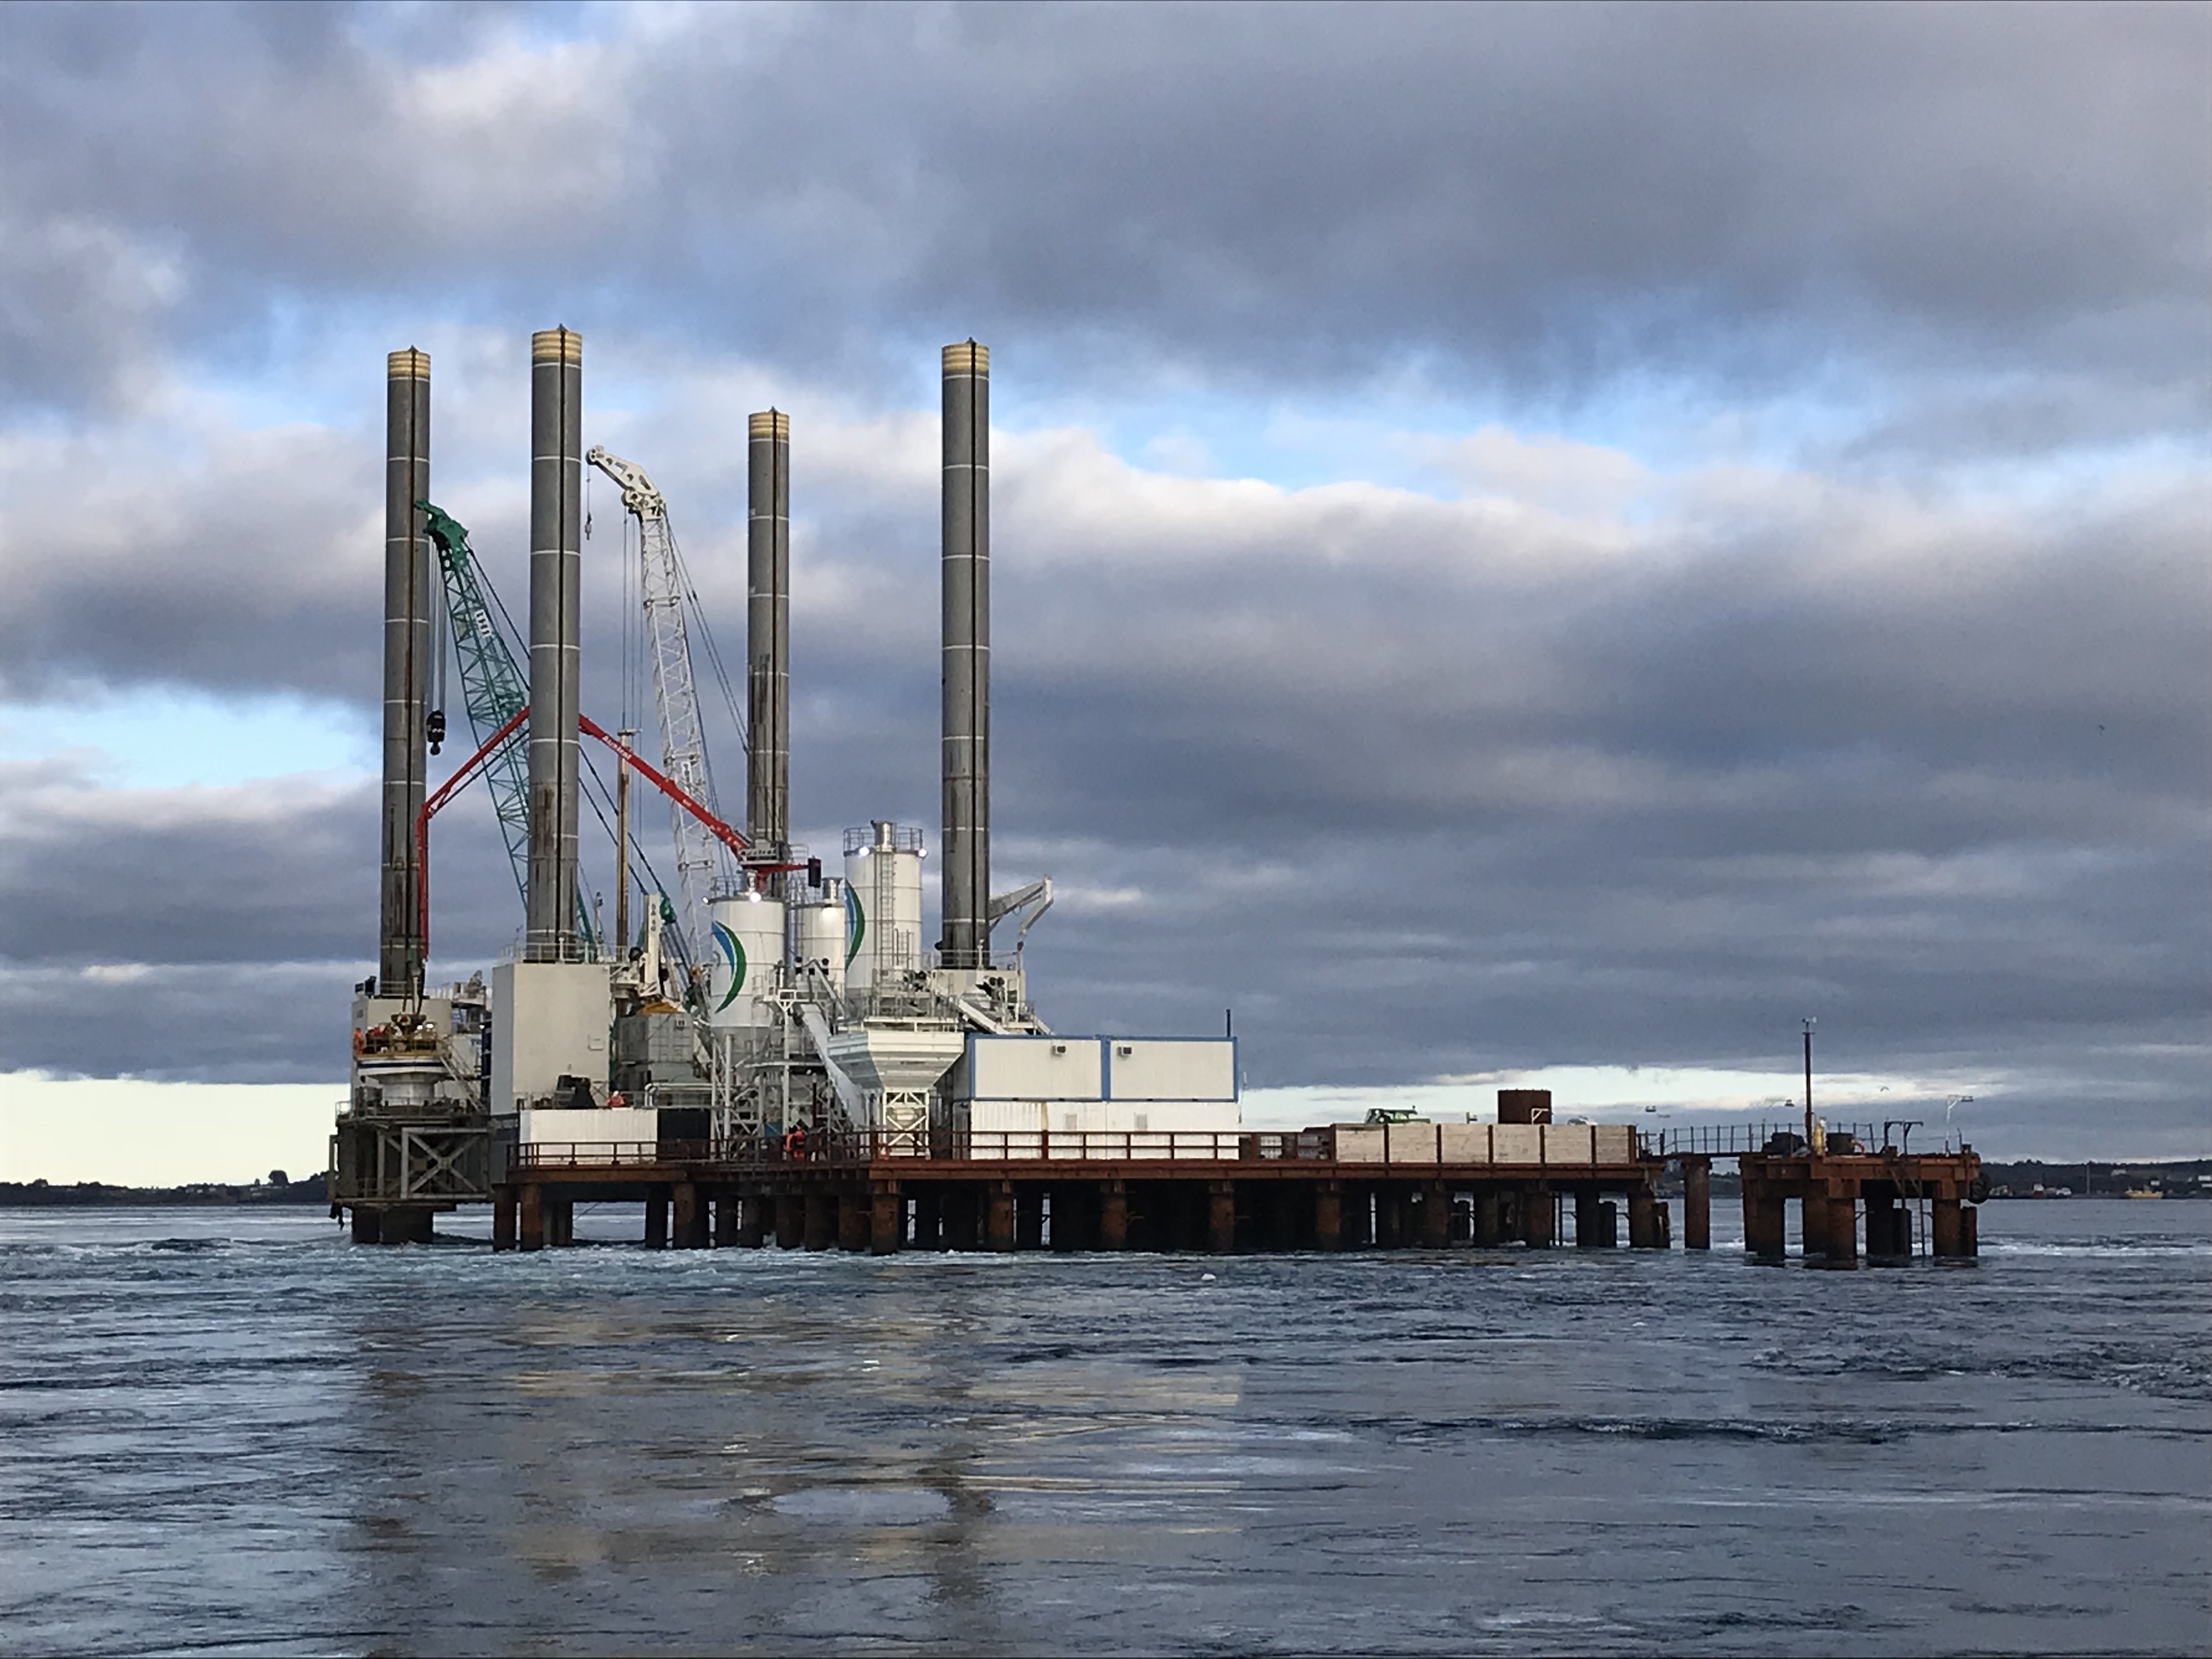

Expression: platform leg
xmin=1312 ymin=1183 xmax=1341 ymax=1252
xmin=1800 ymin=1193 xmax=1829 ymax=1259
xmin=947 ymin=1188 xmax=984 ymax=1250
xmin=1683 ymin=1159 xmax=1712 ymax=1250
xmin=837 ymin=1190 xmax=868 ymax=1251
xmin=1826 ymin=1192 xmax=1859 ymax=1265
xmin=1576 ymin=1189 xmax=1604 ymax=1248
xmin=870 ymin=1187 xmax=903 ymax=1255
xmin=1960 ymin=1204 xmax=1978 ymax=1257
xmin=493 ymin=1192 xmax=518 ymax=1252
xmin=1522 ymin=1187 xmax=1555 ymax=1249
xmin=987 ymin=1181 xmax=1017 ymax=1252
xmin=377 ymin=1207 xmax=434 ymax=1244
xmin=673 ymin=1182 xmax=704 ymax=1249
xmin=1473 ymin=1190 xmax=1503 ymax=1248
xmin=1886 ymin=1200 xmax=1906 ymax=1257
xmin=519 ymin=1184 xmax=545 ymax=1252
xmin=737 ymin=1193 xmax=766 ymax=1248
xmin=1421 ymin=1181 xmax=1451 ymax=1249
xmin=1931 ymin=1197 xmax=1965 ymax=1257
xmin=1743 ymin=1186 xmax=1784 ymax=1257
xmin=1207 ymin=1181 xmax=1237 ymax=1254
xmin=1101 ymin=1182 xmax=1130 ymax=1250
xmin=714 ymin=1194 xmax=740 ymax=1247
xmin=1628 ymin=1189 xmax=1661 ymax=1249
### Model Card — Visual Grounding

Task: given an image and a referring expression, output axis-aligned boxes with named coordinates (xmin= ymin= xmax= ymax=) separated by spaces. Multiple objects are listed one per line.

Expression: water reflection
xmin=1 ymin=1206 xmax=2206 ymax=1655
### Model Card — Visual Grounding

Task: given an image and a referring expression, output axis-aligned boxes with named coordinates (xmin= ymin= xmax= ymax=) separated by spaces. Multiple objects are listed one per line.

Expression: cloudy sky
xmin=1 ymin=1 xmax=2205 ymax=1180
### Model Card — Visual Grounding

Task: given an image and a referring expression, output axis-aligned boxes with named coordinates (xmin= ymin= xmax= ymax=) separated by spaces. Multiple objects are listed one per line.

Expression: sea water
xmin=2 ymin=1200 xmax=2205 ymax=1656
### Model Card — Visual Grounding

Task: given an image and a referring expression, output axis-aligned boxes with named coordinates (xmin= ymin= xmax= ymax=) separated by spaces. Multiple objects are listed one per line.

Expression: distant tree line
xmin=0 ymin=1172 xmax=330 ymax=1206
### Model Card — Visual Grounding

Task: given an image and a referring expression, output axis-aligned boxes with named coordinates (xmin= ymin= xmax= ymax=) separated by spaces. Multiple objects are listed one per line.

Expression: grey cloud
xmin=0 ymin=2 xmax=2203 ymax=1153
xmin=0 ymin=752 xmax=572 ymax=1078
xmin=0 ymin=760 xmax=375 ymax=968
xmin=1 ymin=3 xmax=2203 ymax=417
xmin=0 ymin=217 xmax=182 ymax=409
xmin=0 ymin=416 xmax=377 ymax=701
xmin=0 ymin=961 xmax=363 ymax=1082
xmin=1 ymin=423 xmax=2202 ymax=1150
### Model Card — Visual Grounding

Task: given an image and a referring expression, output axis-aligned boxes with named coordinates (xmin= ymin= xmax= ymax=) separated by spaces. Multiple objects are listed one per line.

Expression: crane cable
xmin=666 ymin=522 xmax=749 ymax=761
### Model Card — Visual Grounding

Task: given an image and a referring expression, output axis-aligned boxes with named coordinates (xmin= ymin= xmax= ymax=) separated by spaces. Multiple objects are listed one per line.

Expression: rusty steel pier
xmin=486 ymin=1124 xmax=1983 ymax=1261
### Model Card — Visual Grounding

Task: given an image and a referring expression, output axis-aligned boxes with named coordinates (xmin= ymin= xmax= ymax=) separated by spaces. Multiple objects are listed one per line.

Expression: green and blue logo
xmin=711 ymin=922 xmax=747 ymax=1010
xmin=843 ymin=885 xmax=865 ymax=966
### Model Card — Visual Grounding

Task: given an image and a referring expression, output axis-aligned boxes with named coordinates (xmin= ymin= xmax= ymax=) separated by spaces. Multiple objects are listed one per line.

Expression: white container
xmin=967 ymin=1035 xmax=1104 ymax=1102
xmin=843 ymin=821 xmax=924 ymax=994
xmin=490 ymin=960 xmax=613 ymax=1113
xmin=1103 ymin=1039 xmax=1236 ymax=1103
xmin=706 ymin=891 xmax=786 ymax=1029
xmin=519 ymin=1107 xmax=662 ymax=1148
xmin=794 ymin=879 xmax=848 ymax=995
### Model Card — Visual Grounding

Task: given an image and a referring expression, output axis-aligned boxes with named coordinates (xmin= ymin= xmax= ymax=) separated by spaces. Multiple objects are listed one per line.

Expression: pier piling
xmin=1628 ymin=1190 xmax=1661 ymax=1250
xmin=519 ymin=1184 xmax=544 ymax=1252
xmin=1208 ymin=1182 xmax=1237 ymax=1253
xmin=673 ymin=1182 xmax=704 ymax=1249
xmin=1682 ymin=1158 xmax=1712 ymax=1250
xmin=1102 ymin=1182 xmax=1131 ymax=1250
xmin=1523 ymin=1189 xmax=1555 ymax=1249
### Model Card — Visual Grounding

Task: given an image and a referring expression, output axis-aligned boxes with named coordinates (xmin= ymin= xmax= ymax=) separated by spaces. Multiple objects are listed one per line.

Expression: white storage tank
xmin=794 ymin=878 xmax=848 ymax=995
xmin=843 ymin=821 xmax=924 ymax=994
xmin=707 ymin=889 xmax=785 ymax=1029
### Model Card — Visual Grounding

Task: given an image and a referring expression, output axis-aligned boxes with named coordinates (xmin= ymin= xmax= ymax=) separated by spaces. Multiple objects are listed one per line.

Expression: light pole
xmin=1803 ymin=1018 xmax=1817 ymax=1153
xmin=1944 ymin=1094 xmax=1974 ymax=1150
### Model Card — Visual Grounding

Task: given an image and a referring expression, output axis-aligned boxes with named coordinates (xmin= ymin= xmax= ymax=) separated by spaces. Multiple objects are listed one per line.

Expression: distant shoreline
xmin=1 ymin=1177 xmax=329 ymax=1208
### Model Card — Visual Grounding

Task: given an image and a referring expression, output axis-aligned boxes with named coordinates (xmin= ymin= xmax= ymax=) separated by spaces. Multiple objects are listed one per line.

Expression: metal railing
xmin=1638 ymin=1121 xmax=1929 ymax=1159
xmin=515 ymin=1140 xmax=708 ymax=1169
xmin=510 ymin=1125 xmax=1662 ymax=1171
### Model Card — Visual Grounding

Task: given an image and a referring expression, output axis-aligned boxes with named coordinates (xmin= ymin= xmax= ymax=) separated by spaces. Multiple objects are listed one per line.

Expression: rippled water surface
xmin=2 ymin=1200 xmax=2206 ymax=1656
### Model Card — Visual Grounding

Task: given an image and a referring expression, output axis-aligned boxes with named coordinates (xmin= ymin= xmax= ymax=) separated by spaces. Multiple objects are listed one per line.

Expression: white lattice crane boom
xmin=585 ymin=445 xmax=730 ymax=953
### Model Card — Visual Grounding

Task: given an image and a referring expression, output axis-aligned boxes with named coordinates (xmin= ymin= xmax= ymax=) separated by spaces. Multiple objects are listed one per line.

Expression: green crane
xmin=417 ymin=500 xmax=597 ymax=957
